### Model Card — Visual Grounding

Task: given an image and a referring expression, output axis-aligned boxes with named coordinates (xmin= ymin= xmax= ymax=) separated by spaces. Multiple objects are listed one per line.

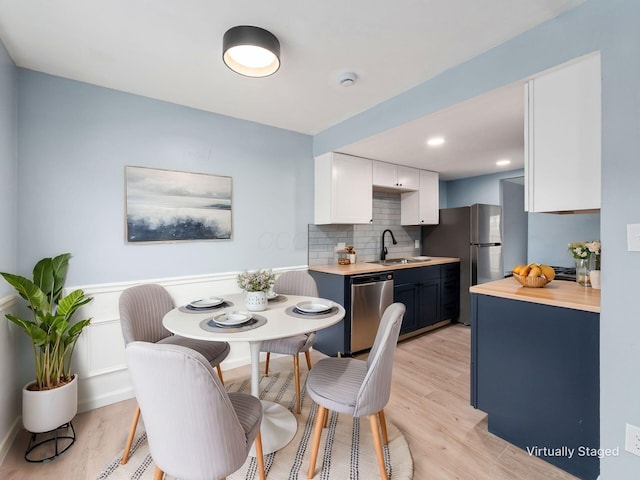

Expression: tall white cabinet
xmin=314 ymin=152 xmax=373 ymax=224
xmin=525 ymin=52 xmax=601 ymax=212
xmin=400 ymin=170 xmax=439 ymax=225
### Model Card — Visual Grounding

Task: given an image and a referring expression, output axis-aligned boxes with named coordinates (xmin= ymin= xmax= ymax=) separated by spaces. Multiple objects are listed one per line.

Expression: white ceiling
xmin=0 ymin=0 xmax=584 ymax=180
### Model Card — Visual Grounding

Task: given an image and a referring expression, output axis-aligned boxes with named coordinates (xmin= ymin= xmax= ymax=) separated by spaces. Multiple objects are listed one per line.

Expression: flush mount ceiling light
xmin=496 ymin=159 xmax=511 ymax=166
xmin=223 ymin=25 xmax=280 ymax=77
xmin=427 ymin=136 xmax=445 ymax=147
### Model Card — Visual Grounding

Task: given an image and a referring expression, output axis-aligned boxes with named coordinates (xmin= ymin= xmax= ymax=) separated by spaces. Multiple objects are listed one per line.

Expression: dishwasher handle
xmin=350 ymin=272 xmax=393 ymax=285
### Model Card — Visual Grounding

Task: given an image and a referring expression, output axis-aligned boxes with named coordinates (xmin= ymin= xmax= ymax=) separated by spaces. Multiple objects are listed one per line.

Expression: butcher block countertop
xmin=470 ymin=277 xmax=600 ymax=313
xmin=308 ymin=257 xmax=459 ymax=276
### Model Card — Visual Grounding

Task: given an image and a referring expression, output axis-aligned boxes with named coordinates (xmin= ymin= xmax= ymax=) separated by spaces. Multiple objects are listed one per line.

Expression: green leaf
xmin=33 ymin=253 xmax=71 ymax=306
xmin=57 ymin=289 xmax=92 ymax=319
xmin=5 ymin=313 xmax=32 ymax=332
xmin=0 ymin=273 xmax=49 ymax=314
xmin=50 ymin=253 xmax=71 ymax=304
xmin=67 ymin=319 xmax=91 ymax=338
xmin=32 ymin=257 xmax=55 ymax=300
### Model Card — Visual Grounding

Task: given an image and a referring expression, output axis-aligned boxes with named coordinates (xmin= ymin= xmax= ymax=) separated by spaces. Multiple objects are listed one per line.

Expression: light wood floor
xmin=0 ymin=324 xmax=578 ymax=480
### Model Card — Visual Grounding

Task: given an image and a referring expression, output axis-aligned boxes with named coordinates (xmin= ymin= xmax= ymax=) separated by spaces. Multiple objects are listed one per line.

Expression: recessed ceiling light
xmin=496 ymin=159 xmax=511 ymax=166
xmin=427 ymin=137 xmax=445 ymax=147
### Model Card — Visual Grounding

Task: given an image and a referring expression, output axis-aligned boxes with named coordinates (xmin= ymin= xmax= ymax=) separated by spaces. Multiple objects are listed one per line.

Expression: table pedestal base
xmin=249 ymin=400 xmax=297 ymax=456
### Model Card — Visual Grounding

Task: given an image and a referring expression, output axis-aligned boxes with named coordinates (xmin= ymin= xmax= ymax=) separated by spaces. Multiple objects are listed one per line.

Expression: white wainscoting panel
xmin=0 ymin=294 xmax=20 ymax=465
xmin=68 ymin=267 xmax=307 ymax=413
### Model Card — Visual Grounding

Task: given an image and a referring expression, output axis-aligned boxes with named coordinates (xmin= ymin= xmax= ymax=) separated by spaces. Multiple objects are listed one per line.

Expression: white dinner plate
xmin=213 ymin=311 xmax=252 ymax=326
xmin=189 ymin=297 xmax=225 ymax=308
xmin=295 ymin=301 xmax=332 ymax=313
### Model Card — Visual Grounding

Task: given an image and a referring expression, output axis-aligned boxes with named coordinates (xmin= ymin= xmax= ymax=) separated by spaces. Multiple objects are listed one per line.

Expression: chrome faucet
xmin=381 ymin=229 xmax=397 ymax=260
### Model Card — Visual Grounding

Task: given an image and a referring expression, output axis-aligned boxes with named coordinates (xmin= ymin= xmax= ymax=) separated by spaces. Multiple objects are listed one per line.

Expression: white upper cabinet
xmin=372 ymin=160 xmax=420 ymax=191
xmin=401 ymin=170 xmax=439 ymax=225
xmin=525 ymin=53 xmax=601 ymax=212
xmin=314 ymin=152 xmax=373 ymax=224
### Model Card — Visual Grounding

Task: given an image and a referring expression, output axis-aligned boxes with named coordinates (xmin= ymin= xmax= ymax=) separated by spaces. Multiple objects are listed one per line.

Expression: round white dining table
xmin=162 ymin=292 xmax=345 ymax=455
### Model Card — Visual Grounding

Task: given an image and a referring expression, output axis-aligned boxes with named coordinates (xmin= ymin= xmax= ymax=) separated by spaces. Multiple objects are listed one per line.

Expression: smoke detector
xmin=338 ymin=72 xmax=358 ymax=87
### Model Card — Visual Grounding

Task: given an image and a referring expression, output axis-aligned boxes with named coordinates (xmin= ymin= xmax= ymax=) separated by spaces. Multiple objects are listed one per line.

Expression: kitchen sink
xmin=367 ymin=257 xmax=431 ymax=266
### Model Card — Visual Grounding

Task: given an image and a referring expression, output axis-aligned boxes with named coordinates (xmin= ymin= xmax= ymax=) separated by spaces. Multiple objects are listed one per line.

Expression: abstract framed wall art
xmin=125 ymin=166 xmax=232 ymax=243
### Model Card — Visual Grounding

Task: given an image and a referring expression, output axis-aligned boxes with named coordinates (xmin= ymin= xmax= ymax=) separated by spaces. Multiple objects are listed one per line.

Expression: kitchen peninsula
xmin=470 ymin=277 xmax=600 ymax=480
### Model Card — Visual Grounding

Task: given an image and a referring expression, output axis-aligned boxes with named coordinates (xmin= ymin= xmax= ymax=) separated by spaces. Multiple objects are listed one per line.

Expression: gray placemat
xmin=285 ymin=305 xmax=339 ymax=319
xmin=199 ymin=314 xmax=267 ymax=333
xmin=178 ymin=301 xmax=235 ymax=314
xmin=267 ymin=294 xmax=288 ymax=304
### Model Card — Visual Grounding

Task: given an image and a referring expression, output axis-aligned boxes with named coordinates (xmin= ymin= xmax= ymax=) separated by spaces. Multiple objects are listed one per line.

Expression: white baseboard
xmin=0 ymin=417 xmax=21 ymax=466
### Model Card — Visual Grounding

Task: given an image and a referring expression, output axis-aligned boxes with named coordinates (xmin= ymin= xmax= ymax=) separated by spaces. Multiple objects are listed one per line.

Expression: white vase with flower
xmin=568 ymin=242 xmax=591 ymax=287
xmin=585 ymin=240 xmax=601 ymax=290
xmin=237 ymin=269 xmax=276 ymax=312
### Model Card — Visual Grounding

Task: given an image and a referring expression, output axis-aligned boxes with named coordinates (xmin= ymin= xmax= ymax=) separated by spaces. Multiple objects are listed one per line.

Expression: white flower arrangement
xmin=237 ymin=269 xmax=276 ymax=292
xmin=568 ymin=240 xmax=602 ymax=269
xmin=568 ymin=242 xmax=590 ymax=259
xmin=585 ymin=240 xmax=601 ymax=270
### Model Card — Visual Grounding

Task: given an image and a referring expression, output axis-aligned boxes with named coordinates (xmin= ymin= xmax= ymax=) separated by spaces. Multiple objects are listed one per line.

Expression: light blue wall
xmin=16 ymin=70 xmax=313 ymax=285
xmin=501 ymin=179 xmax=528 ymax=272
xmin=528 ymin=213 xmax=601 ymax=267
xmin=315 ymin=1 xmax=640 ymax=477
xmin=0 ymin=37 xmax=17 ymax=293
xmin=0 ymin=37 xmax=19 ymax=464
xmin=446 ymin=169 xmax=524 ymax=208
xmin=446 ymin=169 xmax=600 ymax=268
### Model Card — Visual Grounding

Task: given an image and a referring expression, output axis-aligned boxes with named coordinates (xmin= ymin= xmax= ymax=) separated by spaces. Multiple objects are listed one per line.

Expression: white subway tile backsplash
xmin=308 ymin=191 xmax=421 ymax=265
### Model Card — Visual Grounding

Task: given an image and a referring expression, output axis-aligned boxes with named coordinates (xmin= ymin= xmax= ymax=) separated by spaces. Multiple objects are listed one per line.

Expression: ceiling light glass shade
xmin=223 ymin=26 xmax=280 ymax=77
xmin=427 ymin=137 xmax=445 ymax=146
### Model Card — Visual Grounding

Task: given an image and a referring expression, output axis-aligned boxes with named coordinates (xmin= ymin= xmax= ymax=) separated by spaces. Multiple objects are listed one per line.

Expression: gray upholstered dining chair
xmin=306 ymin=302 xmax=406 ymax=480
xmin=260 ymin=270 xmax=319 ymax=413
xmin=119 ymin=283 xmax=231 ymax=465
xmin=125 ymin=342 xmax=266 ymax=480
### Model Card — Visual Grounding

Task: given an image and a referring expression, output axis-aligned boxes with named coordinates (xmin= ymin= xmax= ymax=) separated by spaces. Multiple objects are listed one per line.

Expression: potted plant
xmin=237 ymin=269 xmax=275 ymax=312
xmin=1 ymin=253 xmax=92 ymax=435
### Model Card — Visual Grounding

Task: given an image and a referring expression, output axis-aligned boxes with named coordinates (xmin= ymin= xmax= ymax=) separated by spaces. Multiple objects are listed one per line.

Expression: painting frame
xmin=125 ymin=166 xmax=233 ymax=243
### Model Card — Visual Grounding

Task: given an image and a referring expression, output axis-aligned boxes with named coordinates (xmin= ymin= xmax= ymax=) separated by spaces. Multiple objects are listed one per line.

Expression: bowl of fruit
xmin=511 ymin=264 xmax=555 ymax=288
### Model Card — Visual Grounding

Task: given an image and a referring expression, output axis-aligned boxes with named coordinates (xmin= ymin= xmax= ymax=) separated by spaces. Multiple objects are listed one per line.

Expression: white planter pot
xmin=22 ymin=375 xmax=78 ymax=433
xmin=590 ymin=270 xmax=601 ymax=290
xmin=245 ymin=291 xmax=267 ymax=312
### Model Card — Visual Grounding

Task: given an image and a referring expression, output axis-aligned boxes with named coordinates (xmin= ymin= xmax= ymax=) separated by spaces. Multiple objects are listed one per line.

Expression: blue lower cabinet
xmin=471 ymin=294 xmax=599 ymax=480
xmin=309 ymin=262 xmax=460 ymax=356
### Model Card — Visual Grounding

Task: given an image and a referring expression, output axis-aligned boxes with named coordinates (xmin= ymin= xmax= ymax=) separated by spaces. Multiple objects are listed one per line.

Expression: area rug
xmin=97 ymin=369 xmax=413 ymax=479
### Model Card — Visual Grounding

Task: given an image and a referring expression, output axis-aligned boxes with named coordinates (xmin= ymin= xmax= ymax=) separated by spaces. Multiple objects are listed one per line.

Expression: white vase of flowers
xmin=585 ymin=240 xmax=601 ymax=290
xmin=237 ymin=269 xmax=276 ymax=312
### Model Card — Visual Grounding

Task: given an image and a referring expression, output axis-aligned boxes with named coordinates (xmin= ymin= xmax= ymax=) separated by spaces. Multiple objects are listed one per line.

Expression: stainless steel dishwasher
xmin=350 ymin=272 xmax=394 ymax=353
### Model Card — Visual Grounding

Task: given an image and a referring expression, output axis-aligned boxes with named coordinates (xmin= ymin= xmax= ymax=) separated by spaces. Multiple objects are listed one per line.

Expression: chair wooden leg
xmin=121 ymin=404 xmax=141 ymax=465
xmin=324 ymin=410 xmax=329 ymax=428
xmin=378 ymin=409 xmax=389 ymax=445
xmin=369 ymin=414 xmax=389 ymax=480
xmin=265 ymin=352 xmax=271 ymax=377
xmin=307 ymin=405 xmax=327 ymax=479
xmin=216 ymin=364 xmax=224 ymax=386
xmin=305 ymin=350 xmax=312 ymax=370
xmin=254 ymin=430 xmax=266 ymax=480
xmin=294 ymin=354 xmax=301 ymax=414
xmin=153 ymin=466 xmax=164 ymax=480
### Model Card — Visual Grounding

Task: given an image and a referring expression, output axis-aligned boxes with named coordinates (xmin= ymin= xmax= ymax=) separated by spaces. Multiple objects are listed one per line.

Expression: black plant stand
xmin=25 ymin=422 xmax=76 ymax=463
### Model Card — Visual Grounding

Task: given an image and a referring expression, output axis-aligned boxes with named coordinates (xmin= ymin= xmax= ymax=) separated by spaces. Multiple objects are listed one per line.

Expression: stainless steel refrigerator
xmin=421 ymin=204 xmax=503 ymax=325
